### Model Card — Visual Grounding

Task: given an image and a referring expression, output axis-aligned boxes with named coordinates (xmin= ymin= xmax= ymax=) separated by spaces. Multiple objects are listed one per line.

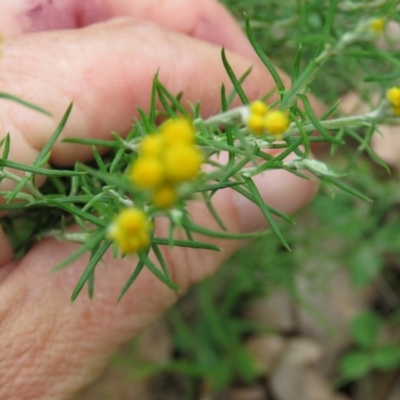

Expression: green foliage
xmin=351 ymin=311 xmax=381 ymax=347
xmin=166 ymin=283 xmax=259 ymax=391
xmin=339 ymin=311 xmax=400 ymax=382
xmin=340 ymin=351 xmax=373 ymax=380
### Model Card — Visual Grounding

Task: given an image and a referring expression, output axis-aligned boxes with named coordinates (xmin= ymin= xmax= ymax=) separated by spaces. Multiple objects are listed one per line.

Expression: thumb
xmin=0 ymin=17 xmax=287 ymax=168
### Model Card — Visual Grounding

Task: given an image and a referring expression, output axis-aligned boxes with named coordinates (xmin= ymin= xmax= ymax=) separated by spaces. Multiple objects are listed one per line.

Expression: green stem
xmin=194 ymin=108 xmax=245 ymax=127
xmin=284 ymin=106 xmax=392 ymax=137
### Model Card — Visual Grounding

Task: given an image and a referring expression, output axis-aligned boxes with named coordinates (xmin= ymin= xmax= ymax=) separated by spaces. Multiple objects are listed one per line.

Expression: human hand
xmin=0 ymin=1 xmax=322 ymax=398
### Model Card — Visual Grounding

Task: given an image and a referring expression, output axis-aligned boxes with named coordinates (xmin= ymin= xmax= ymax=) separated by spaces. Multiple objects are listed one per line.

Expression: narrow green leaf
xmin=221 ymin=47 xmax=249 ymax=104
xmin=48 ymin=176 xmax=67 ymax=195
xmin=6 ymin=103 xmax=73 ymax=203
xmin=0 ymin=134 xmax=11 ymax=171
xmin=53 ymin=229 xmax=106 ymax=272
xmin=138 ymin=251 xmax=180 ymax=291
xmin=221 ymin=84 xmax=235 ymax=166
xmin=364 ymin=72 xmax=400 ymax=82
xmin=47 ymin=200 xmax=107 ymax=227
xmin=92 ymin=146 xmax=108 ymax=175
xmin=330 ymin=127 xmax=346 ymax=156
xmin=245 ymin=16 xmax=285 ymax=95
xmin=347 ymin=128 xmax=390 ymax=173
xmin=299 ymin=94 xmax=342 ymax=144
xmin=184 ymin=227 xmax=194 ymax=242
xmin=81 ymin=192 xmax=107 ymax=213
xmin=221 ymin=83 xmax=228 ymax=112
xmin=71 ymin=238 xmax=113 ymax=301
xmin=198 ymin=181 xmax=243 ymax=193
xmin=0 ymin=202 xmax=31 ymax=211
xmin=39 ymin=103 xmax=73 ymax=163
xmin=118 ymin=259 xmax=145 ymax=302
xmin=136 ymin=108 xmax=153 ymax=132
xmin=281 ymin=61 xmax=317 ymax=108
xmin=62 ymin=137 xmax=120 ymax=148
xmin=321 ymin=177 xmax=372 ymax=202
xmin=323 ymin=0 xmax=337 ymax=35
xmin=155 ymin=80 xmax=175 ymax=116
xmin=210 ymin=155 xmax=255 ymax=199
xmin=202 ymin=192 xmax=227 ymax=231
xmin=293 ymin=34 xmax=337 ymax=45
xmin=257 ymin=137 xmax=303 ymax=170
xmin=0 ymin=158 xmax=85 ymax=176
xmin=291 ymin=44 xmax=302 ymax=85
xmin=225 ymin=67 xmax=253 ymax=107
xmin=69 ymin=175 xmax=79 ymax=196
xmin=152 ymin=243 xmax=170 ymax=277
xmin=152 ymin=237 xmax=220 ymax=251
xmin=244 ymin=176 xmax=290 ymax=250
xmin=184 ymin=218 xmax=269 ymax=240
xmin=88 ymin=270 xmax=95 ymax=299
xmin=233 ymin=184 xmax=294 ymax=224
xmin=168 ymin=221 xmax=175 ymax=248
xmin=289 ymin=109 xmax=310 ymax=157
xmin=0 ymin=92 xmax=52 ymax=116
xmin=321 ymin=99 xmax=341 ymax=120
xmin=156 ymin=80 xmax=189 ymax=117
xmin=78 ymin=163 xmax=137 ymax=196
xmin=149 ymin=71 xmax=159 ymax=123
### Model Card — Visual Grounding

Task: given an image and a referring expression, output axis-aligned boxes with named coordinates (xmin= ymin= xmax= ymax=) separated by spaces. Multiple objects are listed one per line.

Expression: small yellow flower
xmin=250 ymin=100 xmax=268 ymax=116
xmin=108 ymin=208 xmax=151 ymax=254
xmin=140 ymin=134 xmax=164 ymax=157
xmin=387 ymin=87 xmax=400 ymax=115
xmin=129 ymin=156 xmax=164 ymax=189
xmin=164 ymin=145 xmax=203 ymax=182
xmin=370 ymin=18 xmax=385 ymax=33
xmin=152 ymin=185 xmax=178 ymax=209
xmin=160 ymin=118 xmax=195 ymax=146
xmin=387 ymin=87 xmax=400 ymax=108
xmin=247 ymin=113 xmax=265 ymax=135
xmin=263 ymin=110 xmax=290 ymax=136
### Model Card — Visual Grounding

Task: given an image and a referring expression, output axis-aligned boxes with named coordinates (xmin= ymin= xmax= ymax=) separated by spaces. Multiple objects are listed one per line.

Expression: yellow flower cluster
xmin=130 ymin=118 xmax=203 ymax=209
xmin=108 ymin=208 xmax=151 ymax=254
xmin=246 ymin=100 xmax=290 ymax=138
xmin=387 ymin=87 xmax=400 ymax=116
xmin=108 ymin=118 xmax=203 ymax=254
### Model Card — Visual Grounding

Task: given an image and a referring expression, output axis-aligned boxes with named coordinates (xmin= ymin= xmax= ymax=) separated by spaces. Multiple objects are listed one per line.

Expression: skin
xmin=0 ymin=1 xmax=324 ymax=398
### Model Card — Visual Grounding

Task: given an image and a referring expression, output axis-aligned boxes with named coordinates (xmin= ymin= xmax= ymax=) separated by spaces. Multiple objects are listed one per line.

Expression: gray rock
xmin=245 ymin=290 xmax=295 ymax=333
xmin=245 ymin=335 xmax=286 ymax=374
xmin=270 ymin=338 xmax=331 ymax=400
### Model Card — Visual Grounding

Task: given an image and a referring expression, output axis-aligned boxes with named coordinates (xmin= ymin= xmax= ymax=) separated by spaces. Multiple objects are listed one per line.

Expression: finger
xmin=0 ymin=18 xmax=324 ymax=264
xmin=0 ymin=17 xmax=314 ymax=169
xmin=0 ymin=226 xmax=13 ymax=268
xmin=1 ymin=0 xmax=255 ymax=57
xmin=0 ymin=157 xmax=316 ymax=399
